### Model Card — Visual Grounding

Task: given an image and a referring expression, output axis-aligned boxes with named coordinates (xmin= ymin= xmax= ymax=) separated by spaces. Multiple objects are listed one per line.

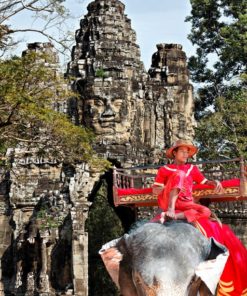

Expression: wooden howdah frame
xmin=113 ymin=158 xmax=247 ymax=207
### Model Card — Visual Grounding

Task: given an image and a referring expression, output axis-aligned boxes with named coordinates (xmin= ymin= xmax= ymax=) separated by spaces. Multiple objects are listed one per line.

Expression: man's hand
xmin=165 ymin=208 xmax=176 ymax=219
xmin=160 ymin=208 xmax=176 ymax=223
xmin=205 ymin=180 xmax=225 ymax=194
xmin=214 ymin=180 xmax=225 ymax=194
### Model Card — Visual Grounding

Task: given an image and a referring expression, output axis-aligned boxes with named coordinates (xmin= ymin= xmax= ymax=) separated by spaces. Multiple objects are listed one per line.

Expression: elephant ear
xmin=195 ymin=238 xmax=229 ymax=295
xmin=99 ymin=236 xmax=139 ymax=296
xmin=99 ymin=238 xmax=122 ymax=288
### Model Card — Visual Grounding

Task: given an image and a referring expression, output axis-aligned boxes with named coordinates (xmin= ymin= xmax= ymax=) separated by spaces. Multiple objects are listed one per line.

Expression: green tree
xmin=186 ymin=0 xmax=247 ymax=160
xmin=0 ymin=0 xmax=110 ymax=169
xmin=0 ymin=0 xmax=75 ymax=55
xmin=195 ymin=82 xmax=247 ymax=160
xmin=186 ymin=0 xmax=247 ymax=118
xmin=0 ymin=50 xmax=109 ymax=169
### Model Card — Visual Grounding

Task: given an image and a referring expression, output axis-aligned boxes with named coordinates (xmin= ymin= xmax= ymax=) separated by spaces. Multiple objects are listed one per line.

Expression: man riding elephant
xmin=151 ymin=139 xmax=247 ymax=295
xmin=100 ymin=140 xmax=247 ymax=295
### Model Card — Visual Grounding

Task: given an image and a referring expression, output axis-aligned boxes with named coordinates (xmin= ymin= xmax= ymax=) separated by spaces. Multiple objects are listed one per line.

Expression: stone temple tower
xmin=67 ymin=0 xmax=146 ymax=163
xmin=146 ymin=43 xmax=195 ymax=151
xmin=66 ymin=0 xmax=196 ymax=165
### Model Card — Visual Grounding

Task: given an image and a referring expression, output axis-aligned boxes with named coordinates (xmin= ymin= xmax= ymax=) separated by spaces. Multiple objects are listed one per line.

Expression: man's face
xmin=173 ymin=146 xmax=190 ymax=163
xmin=83 ymin=96 xmax=128 ymax=135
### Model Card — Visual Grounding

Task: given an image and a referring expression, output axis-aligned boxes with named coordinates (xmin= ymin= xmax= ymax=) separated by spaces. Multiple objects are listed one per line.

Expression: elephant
xmin=99 ymin=221 xmax=228 ymax=296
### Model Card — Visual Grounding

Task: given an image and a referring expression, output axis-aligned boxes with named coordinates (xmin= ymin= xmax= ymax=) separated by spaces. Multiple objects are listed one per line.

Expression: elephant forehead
xmin=127 ymin=222 xmax=209 ymax=257
xmin=125 ymin=222 xmax=209 ymax=285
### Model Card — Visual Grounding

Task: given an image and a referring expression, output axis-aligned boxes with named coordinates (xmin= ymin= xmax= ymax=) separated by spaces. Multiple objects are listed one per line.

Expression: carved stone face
xmin=83 ymin=94 xmax=129 ymax=136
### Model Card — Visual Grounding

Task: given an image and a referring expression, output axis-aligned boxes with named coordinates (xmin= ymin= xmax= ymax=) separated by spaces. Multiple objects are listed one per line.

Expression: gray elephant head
xmin=99 ymin=222 xmax=228 ymax=296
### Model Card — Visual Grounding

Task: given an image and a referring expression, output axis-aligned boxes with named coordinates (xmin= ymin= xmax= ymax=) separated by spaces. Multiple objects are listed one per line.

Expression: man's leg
xmin=160 ymin=188 xmax=183 ymax=222
xmin=176 ymin=201 xmax=211 ymax=222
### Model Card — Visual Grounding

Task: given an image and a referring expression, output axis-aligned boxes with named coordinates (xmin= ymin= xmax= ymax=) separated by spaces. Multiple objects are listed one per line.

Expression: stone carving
xmin=67 ymin=0 xmax=148 ymax=163
xmin=26 ymin=272 xmax=35 ymax=295
xmin=146 ymin=43 xmax=196 ymax=150
xmin=67 ymin=1 xmax=196 ymax=165
xmin=0 ymin=150 xmax=99 ymax=295
xmin=39 ymin=234 xmax=50 ymax=294
xmin=82 ymin=83 xmax=131 ymax=138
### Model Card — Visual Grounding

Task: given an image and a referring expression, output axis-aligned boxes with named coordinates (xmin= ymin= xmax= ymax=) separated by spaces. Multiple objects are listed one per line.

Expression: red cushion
xmin=117 ymin=187 xmax=153 ymax=196
xmin=192 ymin=178 xmax=240 ymax=190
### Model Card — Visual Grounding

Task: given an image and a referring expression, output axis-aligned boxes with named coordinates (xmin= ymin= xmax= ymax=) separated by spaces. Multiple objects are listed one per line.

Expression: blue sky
xmin=10 ymin=0 xmax=196 ymax=70
xmin=122 ymin=0 xmax=195 ymax=70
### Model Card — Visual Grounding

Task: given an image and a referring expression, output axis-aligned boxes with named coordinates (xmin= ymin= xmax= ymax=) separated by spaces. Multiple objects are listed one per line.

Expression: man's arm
xmin=193 ymin=166 xmax=224 ymax=194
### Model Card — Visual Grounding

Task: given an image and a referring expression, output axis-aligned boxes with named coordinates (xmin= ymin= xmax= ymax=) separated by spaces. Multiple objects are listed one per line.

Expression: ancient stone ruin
xmin=0 ymin=0 xmax=246 ymax=295
xmin=66 ymin=0 xmax=195 ymax=164
xmin=0 ymin=42 xmax=100 ymax=296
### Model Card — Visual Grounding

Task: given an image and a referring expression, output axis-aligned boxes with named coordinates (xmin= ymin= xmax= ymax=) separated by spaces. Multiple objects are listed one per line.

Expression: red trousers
xmin=157 ymin=170 xmax=211 ymax=222
xmin=175 ymin=200 xmax=211 ymax=223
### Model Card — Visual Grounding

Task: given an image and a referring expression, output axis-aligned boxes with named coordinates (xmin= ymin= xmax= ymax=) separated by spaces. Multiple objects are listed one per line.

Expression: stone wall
xmin=210 ymin=201 xmax=247 ymax=244
xmin=0 ymin=149 xmax=101 ymax=295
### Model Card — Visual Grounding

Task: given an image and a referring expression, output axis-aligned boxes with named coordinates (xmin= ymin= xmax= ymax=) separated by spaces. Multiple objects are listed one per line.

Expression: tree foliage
xmin=186 ymin=0 xmax=246 ymax=118
xmin=186 ymin=0 xmax=247 ymax=159
xmin=187 ymin=0 xmax=246 ymax=81
xmin=0 ymin=0 xmax=77 ymax=56
xmin=195 ymin=82 xmax=247 ymax=160
xmin=0 ymin=50 xmax=109 ymax=169
xmin=0 ymin=0 xmax=110 ymax=170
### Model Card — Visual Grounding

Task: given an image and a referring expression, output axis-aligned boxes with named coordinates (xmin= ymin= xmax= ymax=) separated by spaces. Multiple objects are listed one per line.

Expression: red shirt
xmin=154 ymin=164 xmax=207 ymax=203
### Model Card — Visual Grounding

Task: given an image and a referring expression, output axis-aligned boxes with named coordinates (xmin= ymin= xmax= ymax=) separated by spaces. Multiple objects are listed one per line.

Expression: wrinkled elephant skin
xmin=99 ymin=222 xmax=228 ymax=296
